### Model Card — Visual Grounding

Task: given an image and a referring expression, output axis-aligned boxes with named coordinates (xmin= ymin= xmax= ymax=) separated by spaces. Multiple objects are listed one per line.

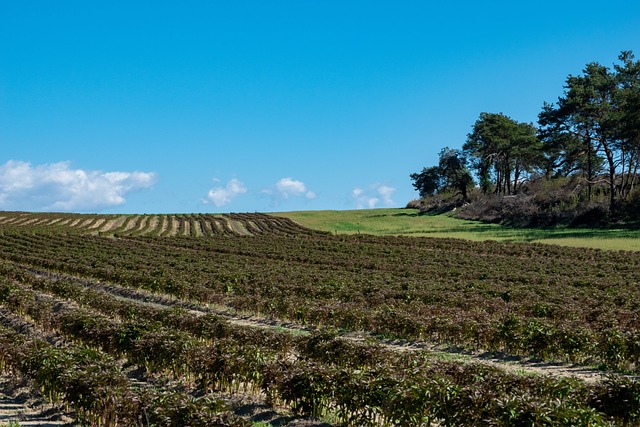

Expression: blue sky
xmin=1 ymin=1 xmax=639 ymax=213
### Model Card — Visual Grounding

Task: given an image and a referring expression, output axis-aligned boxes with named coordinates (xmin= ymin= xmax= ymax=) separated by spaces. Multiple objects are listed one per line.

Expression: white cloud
xmin=260 ymin=177 xmax=317 ymax=205
xmin=0 ymin=160 xmax=156 ymax=212
xmin=204 ymin=178 xmax=247 ymax=207
xmin=275 ymin=177 xmax=316 ymax=199
xmin=276 ymin=177 xmax=304 ymax=197
xmin=260 ymin=177 xmax=316 ymax=205
xmin=351 ymin=183 xmax=396 ymax=209
xmin=377 ymin=185 xmax=396 ymax=205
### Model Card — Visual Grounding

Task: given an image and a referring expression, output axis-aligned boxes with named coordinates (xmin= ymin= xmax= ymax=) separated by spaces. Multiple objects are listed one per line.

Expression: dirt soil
xmin=0 ymin=375 xmax=77 ymax=426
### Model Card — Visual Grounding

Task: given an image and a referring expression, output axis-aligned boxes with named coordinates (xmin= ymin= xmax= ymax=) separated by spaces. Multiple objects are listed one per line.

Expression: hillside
xmin=3 ymin=209 xmax=640 ymax=251
xmin=277 ymin=208 xmax=640 ymax=251
xmin=0 ymin=211 xmax=321 ymax=237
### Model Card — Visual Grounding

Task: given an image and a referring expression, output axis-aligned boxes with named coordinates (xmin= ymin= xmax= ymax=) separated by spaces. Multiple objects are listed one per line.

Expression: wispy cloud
xmin=0 ymin=160 xmax=156 ymax=212
xmin=204 ymin=178 xmax=247 ymax=207
xmin=261 ymin=177 xmax=316 ymax=205
xmin=351 ymin=183 xmax=396 ymax=209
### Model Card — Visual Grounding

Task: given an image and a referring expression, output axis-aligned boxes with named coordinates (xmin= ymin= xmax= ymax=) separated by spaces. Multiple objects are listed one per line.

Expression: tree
xmin=437 ymin=147 xmax=474 ymax=201
xmin=538 ymin=101 xmax=604 ymax=192
xmin=463 ymin=113 xmax=541 ymax=195
xmin=612 ymin=51 xmax=640 ymax=200
xmin=410 ymin=166 xmax=440 ymax=198
xmin=410 ymin=148 xmax=474 ymax=201
xmin=538 ymin=51 xmax=640 ymax=215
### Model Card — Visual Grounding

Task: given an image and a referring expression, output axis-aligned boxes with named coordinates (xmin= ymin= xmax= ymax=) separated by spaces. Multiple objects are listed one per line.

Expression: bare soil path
xmin=0 ymin=375 xmax=76 ymax=426
xmin=97 ymin=216 xmax=126 ymax=233
xmin=169 ymin=215 xmax=180 ymax=236
xmin=146 ymin=215 xmax=161 ymax=235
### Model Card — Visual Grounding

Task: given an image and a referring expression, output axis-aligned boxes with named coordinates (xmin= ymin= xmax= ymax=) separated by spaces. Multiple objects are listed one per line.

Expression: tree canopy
xmin=410 ymin=147 xmax=473 ymax=201
xmin=411 ymin=51 xmax=640 ymax=224
xmin=463 ymin=113 xmax=540 ymax=195
xmin=538 ymin=51 xmax=640 ymax=215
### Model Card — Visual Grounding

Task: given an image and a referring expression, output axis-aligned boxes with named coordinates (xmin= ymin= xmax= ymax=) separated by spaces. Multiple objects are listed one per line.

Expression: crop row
xmin=1 ymin=229 xmax=639 ymax=370
xmin=0 ymin=306 xmax=251 ymax=427
xmin=0 ymin=212 xmax=318 ymax=237
xmin=2 ymin=260 xmax=640 ymax=425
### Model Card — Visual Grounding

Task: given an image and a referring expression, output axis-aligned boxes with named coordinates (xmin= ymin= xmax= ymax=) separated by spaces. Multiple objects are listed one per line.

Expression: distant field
xmin=0 ymin=211 xmax=317 ymax=237
xmin=277 ymin=208 xmax=640 ymax=251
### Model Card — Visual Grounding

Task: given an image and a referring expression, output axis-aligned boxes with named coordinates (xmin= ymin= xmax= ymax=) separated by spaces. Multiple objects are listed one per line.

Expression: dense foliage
xmin=411 ymin=51 xmax=640 ymax=225
xmin=1 ymin=213 xmax=640 ymax=425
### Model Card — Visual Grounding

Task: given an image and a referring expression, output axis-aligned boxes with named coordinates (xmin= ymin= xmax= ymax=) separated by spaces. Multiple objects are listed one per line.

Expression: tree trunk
xmin=586 ymin=135 xmax=593 ymax=201
xmin=513 ymin=160 xmax=521 ymax=195
xmin=602 ymin=140 xmax=617 ymax=216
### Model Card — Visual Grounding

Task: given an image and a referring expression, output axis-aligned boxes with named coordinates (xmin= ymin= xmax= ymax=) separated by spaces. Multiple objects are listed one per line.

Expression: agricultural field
xmin=0 ymin=211 xmax=639 ymax=426
xmin=0 ymin=212 xmax=315 ymax=238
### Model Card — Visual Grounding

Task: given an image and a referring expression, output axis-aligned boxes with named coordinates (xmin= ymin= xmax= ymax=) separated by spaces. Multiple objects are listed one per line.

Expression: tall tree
xmin=463 ymin=113 xmax=540 ymax=195
xmin=612 ymin=51 xmax=640 ymax=200
xmin=538 ymin=51 xmax=640 ymax=214
xmin=538 ymin=101 xmax=604 ymax=199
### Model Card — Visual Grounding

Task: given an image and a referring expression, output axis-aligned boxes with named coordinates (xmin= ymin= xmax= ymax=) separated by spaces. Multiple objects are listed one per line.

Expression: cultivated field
xmin=0 ymin=212 xmax=316 ymax=238
xmin=0 ymin=212 xmax=639 ymax=426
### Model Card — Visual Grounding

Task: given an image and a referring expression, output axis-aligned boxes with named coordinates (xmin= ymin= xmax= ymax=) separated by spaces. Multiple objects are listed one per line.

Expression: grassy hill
xmin=276 ymin=208 xmax=640 ymax=251
xmin=2 ymin=208 xmax=639 ymax=251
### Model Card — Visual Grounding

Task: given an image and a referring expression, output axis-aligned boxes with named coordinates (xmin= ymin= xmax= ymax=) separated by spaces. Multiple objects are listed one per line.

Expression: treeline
xmin=411 ymin=51 xmax=640 ymax=226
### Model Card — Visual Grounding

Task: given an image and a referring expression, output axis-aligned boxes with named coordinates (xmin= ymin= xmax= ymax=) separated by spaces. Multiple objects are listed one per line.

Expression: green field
xmin=277 ymin=208 xmax=640 ymax=251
